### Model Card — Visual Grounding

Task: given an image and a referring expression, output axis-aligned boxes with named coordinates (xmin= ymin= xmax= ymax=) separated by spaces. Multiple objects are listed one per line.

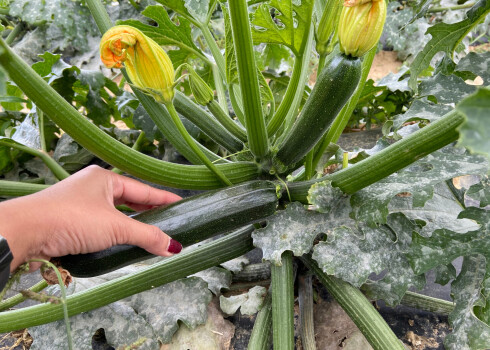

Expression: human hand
xmin=0 ymin=165 xmax=183 ymax=272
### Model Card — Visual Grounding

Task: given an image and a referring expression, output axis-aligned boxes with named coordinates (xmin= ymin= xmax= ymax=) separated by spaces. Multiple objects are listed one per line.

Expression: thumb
xmin=116 ymin=217 xmax=182 ymax=257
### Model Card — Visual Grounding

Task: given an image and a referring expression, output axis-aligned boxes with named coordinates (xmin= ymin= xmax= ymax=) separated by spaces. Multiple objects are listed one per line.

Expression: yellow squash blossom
xmin=100 ymin=25 xmax=175 ymax=103
xmin=338 ymin=0 xmax=387 ymax=58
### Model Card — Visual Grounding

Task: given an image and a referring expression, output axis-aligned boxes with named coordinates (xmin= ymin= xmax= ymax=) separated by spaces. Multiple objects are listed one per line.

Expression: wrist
xmin=0 ymin=195 xmax=46 ymax=271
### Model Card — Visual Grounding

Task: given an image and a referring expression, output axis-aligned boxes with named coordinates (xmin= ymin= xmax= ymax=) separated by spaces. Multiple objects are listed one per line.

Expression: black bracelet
xmin=0 ymin=235 xmax=13 ymax=291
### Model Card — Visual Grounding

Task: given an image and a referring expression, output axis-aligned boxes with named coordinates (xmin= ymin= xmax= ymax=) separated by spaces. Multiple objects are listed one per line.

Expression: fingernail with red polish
xmin=167 ymin=239 xmax=182 ymax=254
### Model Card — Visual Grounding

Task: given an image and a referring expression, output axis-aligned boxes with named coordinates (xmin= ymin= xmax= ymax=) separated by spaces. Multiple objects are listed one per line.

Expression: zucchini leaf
xmin=350 ymin=147 xmax=489 ymax=227
xmin=252 ymin=200 xmax=351 ymax=266
xmin=445 ymin=255 xmax=490 ymax=350
xmin=418 ymin=73 xmax=476 ymax=104
xmin=313 ymin=213 xmax=425 ymax=306
xmin=408 ymin=0 xmax=490 ymax=91
xmin=250 ymin=0 xmax=314 ymax=57
xmin=155 ymin=0 xmax=211 ymax=25
xmin=454 ymin=51 xmax=490 ymax=84
xmin=191 ymin=266 xmax=232 ymax=296
xmin=466 ymin=176 xmax=490 ymax=208
xmin=456 ymin=87 xmax=490 ymax=161
xmin=29 ymin=266 xmax=215 ymax=349
xmin=8 ymin=0 xmax=97 ymax=52
xmin=410 ymin=205 xmax=490 ymax=350
xmin=219 ymin=285 xmax=267 ymax=316
xmin=119 ymin=5 xmax=204 ymax=68
xmin=390 ymin=99 xmax=453 ymax=132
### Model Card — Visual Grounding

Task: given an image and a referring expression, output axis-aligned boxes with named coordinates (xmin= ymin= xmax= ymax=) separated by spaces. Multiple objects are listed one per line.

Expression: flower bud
xmin=188 ymin=68 xmax=214 ymax=106
xmin=100 ymin=25 xmax=175 ymax=103
xmin=316 ymin=0 xmax=343 ymax=57
xmin=338 ymin=0 xmax=387 ymax=57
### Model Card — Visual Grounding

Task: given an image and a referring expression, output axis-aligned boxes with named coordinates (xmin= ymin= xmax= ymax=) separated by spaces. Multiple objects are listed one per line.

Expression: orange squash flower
xmin=100 ymin=25 xmax=175 ymax=103
xmin=338 ymin=0 xmax=387 ymax=57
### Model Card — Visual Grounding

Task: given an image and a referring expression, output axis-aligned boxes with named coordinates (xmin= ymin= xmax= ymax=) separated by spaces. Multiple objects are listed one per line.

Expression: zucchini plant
xmin=0 ymin=0 xmax=489 ymax=349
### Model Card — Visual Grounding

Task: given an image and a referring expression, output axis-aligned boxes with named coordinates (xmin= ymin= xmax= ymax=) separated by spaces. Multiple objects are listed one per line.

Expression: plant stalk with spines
xmin=301 ymin=256 xmax=406 ymax=350
xmin=271 ymin=251 xmax=295 ymax=349
xmin=228 ymin=0 xmax=269 ymax=159
xmin=247 ymin=291 xmax=273 ymax=350
xmin=0 ymin=226 xmax=255 ymax=331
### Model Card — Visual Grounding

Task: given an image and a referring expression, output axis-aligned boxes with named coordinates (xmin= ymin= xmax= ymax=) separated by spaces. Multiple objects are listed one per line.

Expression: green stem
xmin=112 ymin=131 xmax=146 ymax=175
xmin=298 ymin=274 xmax=317 ymax=350
xmin=207 ymin=99 xmax=248 ymax=143
xmin=84 ymin=0 xmax=112 ymax=34
xmin=0 ymin=38 xmax=259 ymax=189
xmin=317 ymin=55 xmax=327 ymax=76
xmin=301 ymin=256 xmax=405 ymax=350
xmin=229 ymin=84 xmax=246 ymax=125
xmin=173 ymin=91 xmax=244 ymax=153
xmin=269 ymin=28 xmax=314 ymax=140
xmin=228 ymin=0 xmax=269 ymax=158
xmin=212 ymin=63 xmax=229 ymax=112
xmin=287 ymin=109 xmax=465 ymax=200
xmin=429 ymin=3 xmax=475 ymax=12
xmin=0 ymin=226 xmax=254 ymax=332
xmin=248 ymin=291 xmax=273 ymax=350
xmin=165 ymin=102 xmax=232 ymax=186
xmin=304 ymin=151 xmax=314 ymax=180
xmin=5 ymin=22 xmax=24 ymax=45
xmin=0 ymin=140 xmax=69 ymax=180
xmin=312 ymin=47 xmax=376 ymax=171
xmin=400 ymin=291 xmax=454 ymax=316
xmin=135 ymin=89 xmax=221 ymax=165
xmin=38 ymin=109 xmax=47 ymax=153
xmin=200 ymin=24 xmax=227 ymax=81
xmin=31 ymin=259 xmax=73 ymax=350
xmin=0 ymin=180 xmax=48 ymax=197
xmin=267 ymin=57 xmax=303 ymax=137
xmin=0 ymin=280 xmax=48 ymax=311
xmin=271 ymin=251 xmax=295 ymax=350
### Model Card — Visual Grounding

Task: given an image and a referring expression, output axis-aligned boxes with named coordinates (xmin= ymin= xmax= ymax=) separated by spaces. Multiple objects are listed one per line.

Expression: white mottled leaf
xmin=418 ymin=73 xmax=476 ymax=105
xmin=445 ymin=255 xmax=490 ymax=350
xmin=253 ymin=202 xmax=351 ymax=266
xmin=351 ymin=148 xmax=488 ymax=227
xmin=313 ymin=213 xmax=424 ymax=305
xmin=388 ymin=183 xmax=480 ymax=237
xmin=219 ymin=286 xmax=267 ymax=316
xmin=191 ymin=267 xmax=232 ymax=295
xmin=391 ymin=99 xmax=453 ymax=131
xmin=220 ymin=256 xmax=250 ymax=274
xmin=455 ymin=51 xmax=490 ymax=84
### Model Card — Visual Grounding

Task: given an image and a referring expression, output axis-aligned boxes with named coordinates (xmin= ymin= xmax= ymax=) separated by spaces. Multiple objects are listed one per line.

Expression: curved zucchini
xmin=274 ymin=53 xmax=361 ymax=171
xmin=57 ymin=181 xmax=278 ymax=277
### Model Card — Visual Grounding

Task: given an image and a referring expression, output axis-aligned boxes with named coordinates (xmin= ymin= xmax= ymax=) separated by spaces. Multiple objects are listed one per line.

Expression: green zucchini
xmin=58 ymin=181 xmax=278 ymax=277
xmin=274 ymin=53 xmax=361 ymax=171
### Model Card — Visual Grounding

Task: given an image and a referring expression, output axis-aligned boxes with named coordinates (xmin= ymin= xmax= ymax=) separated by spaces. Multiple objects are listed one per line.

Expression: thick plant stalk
xmin=164 ymin=102 xmax=232 ymax=185
xmin=271 ymin=251 xmax=295 ymax=350
xmin=0 ymin=140 xmax=69 ymax=180
xmin=207 ymin=99 xmax=248 ymax=143
xmin=173 ymin=92 xmax=244 ymax=152
xmin=0 ymin=226 xmax=255 ymax=332
xmin=0 ymin=38 xmax=259 ymax=190
xmin=400 ymin=291 xmax=454 ymax=316
xmin=228 ymin=0 xmax=269 ymax=158
xmin=286 ymin=109 xmax=465 ymax=201
xmin=0 ymin=180 xmax=48 ymax=197
xmin=248 ymin=291 xmax=273 ymax=350
xmin=301 ymin=256 xmax=405 ymax=350
xmin=298 ymin=274 xmax=317 ymax=350
xmin=5 ymin=22 xmax=24 ymax=45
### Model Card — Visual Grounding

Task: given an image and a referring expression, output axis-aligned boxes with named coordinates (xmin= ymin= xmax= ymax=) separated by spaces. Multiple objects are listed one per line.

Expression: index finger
xmin=111 ymin=173 xmax=182 ymax=207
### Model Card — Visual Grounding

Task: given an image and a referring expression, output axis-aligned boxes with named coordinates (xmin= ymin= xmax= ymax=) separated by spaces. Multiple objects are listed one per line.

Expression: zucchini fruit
xmin=58 ymin=181 xmax=278 ymax=277
xmin=274 ymin=53 xmax=361 ymax=171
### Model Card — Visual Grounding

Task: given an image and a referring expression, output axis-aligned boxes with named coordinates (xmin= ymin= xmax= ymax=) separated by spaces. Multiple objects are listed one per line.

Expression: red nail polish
xmin=167 ymin=239 xmax=182 ymax=254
